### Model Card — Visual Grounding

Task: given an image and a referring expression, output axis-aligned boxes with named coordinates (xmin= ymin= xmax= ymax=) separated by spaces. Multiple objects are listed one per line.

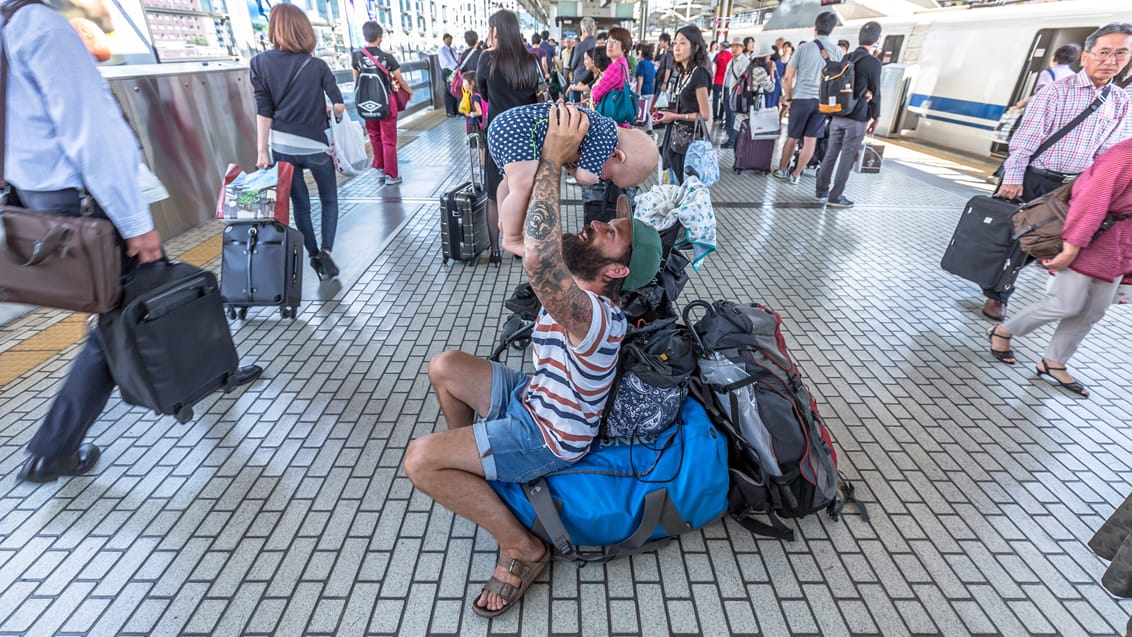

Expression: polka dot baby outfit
xmin=487 ymin=102 xmax=619 ymax=176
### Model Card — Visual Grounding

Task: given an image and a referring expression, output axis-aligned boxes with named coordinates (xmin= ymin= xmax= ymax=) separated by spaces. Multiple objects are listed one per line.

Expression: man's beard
xmin=562 ymin=227 xmax=618 ymax=283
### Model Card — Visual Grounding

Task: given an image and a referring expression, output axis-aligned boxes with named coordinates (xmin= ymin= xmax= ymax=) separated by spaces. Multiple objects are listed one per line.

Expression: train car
xmin=730 ymin=0 xmax=1131 ymax=160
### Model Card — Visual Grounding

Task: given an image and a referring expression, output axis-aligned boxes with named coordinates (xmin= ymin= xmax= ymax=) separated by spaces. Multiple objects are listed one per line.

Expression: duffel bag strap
xmin=525 ymin=479 xmax=575 ymax=559
xmin=604 ymin=489 xmax=687 ymax=560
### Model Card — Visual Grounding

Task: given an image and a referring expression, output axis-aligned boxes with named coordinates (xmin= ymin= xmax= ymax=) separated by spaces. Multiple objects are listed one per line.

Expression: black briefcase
xmin=941 ymin=195 xmax=1028 ymax=292
xmin=98 ymin=260 xmax=240 ymax=423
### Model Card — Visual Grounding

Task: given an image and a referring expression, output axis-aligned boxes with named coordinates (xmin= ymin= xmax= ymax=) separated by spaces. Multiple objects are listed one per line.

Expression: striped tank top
xmin=521 ymin=290 xmax=627 ymax=461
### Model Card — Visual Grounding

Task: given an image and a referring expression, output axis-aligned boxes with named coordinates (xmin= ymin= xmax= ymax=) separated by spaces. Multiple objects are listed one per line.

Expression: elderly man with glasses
xmin=980 ymin=22 xmax=1132 ymax=322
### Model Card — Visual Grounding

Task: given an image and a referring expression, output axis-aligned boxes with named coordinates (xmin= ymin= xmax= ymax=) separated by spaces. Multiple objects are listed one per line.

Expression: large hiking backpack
xmin=732 ymin=59 xmax=765 ymax=114
xmin=684 ymin=300 xmax=865 ymax=540
xmin=816 ymin=42 xmax=856 ymax=117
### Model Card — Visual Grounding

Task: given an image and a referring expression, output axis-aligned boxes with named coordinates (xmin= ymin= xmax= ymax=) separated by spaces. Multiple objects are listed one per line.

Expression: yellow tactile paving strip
xmin=0 ymin=229 xmax=223 ymax=386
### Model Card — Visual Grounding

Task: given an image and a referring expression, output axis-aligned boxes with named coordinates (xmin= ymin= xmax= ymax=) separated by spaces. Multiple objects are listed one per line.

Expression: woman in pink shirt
xmin=988 ymin=138 xmax=1132 ymax=397
xmin=592 ymin=27 xmax=633 ymax=126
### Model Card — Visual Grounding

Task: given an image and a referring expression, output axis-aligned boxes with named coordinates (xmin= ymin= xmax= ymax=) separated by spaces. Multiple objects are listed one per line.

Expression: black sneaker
xmin=319 ymin=249 xmax=340 ymax=279
xmin=827 ymin=196 xmax=855 ymax=209
xmin=310 ymin=253 xmax=326 ymax=280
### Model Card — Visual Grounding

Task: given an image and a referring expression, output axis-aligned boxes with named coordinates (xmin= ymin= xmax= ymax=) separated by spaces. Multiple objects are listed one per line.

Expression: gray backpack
xmin=685 ymin=300 xmax=866 ymax=540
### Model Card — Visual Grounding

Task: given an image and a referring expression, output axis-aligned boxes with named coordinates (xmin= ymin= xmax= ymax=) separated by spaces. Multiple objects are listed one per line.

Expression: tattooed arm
xmin=524 ymin=104 xmax=593 ymax=346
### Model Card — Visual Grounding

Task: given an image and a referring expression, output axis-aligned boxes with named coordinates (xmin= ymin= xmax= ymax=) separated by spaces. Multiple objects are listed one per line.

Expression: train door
xmin=990 ymin=26 xmax=1094 ymax=157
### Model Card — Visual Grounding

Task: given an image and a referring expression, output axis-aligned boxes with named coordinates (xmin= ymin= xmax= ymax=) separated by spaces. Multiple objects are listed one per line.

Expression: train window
xmin=879 ymin=35 xmax=903 ymax=65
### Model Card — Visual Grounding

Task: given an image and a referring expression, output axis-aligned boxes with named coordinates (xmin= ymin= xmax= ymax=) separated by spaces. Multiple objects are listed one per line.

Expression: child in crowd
xmin=461 ymin=71 xmax=486 ymax=152
xmin=487 ymin=101 xmax=658 ymax=256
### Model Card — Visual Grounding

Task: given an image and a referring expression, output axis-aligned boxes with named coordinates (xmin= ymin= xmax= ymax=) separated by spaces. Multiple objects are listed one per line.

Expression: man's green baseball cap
xmin=622 ymin=218 xmax=663 ymax=292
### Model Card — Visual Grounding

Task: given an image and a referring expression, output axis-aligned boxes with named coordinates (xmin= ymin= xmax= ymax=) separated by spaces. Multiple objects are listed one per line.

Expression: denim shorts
xmin=473 ymin=361 xmax=576 ymax=483
xmin=786 ymin=98 xmax=828 ymax=140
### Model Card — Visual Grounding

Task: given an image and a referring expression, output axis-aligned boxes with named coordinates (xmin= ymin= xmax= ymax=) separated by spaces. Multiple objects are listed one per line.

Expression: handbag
xmin=668 ymin=114 xmax=710 ymax=155
xmin=362 ymin=49 xmax=410 ymax=112
xmin=596 ymin=58 xmax=639 ymax=124
xmin=0 ymin=0 xmax=121 ymax=313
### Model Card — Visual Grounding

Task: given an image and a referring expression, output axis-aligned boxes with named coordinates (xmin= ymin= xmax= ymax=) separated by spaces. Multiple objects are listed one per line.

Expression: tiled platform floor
xmin=1 ymin=117 xmax=1131 ymax=636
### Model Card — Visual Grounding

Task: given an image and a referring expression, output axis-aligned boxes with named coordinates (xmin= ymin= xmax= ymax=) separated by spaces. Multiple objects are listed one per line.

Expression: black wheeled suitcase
xmin=733 ymin=120 xmax=775 ymax=174
xmin=941 ymin=195 xmax=1028 ymax=292
xmin=440 ymin=134 xmax=489 ymax=265
xmin=220 ymin=221 xmax=303 ymax=319
xmin=98 ymin=260 xmax=241 ymax=423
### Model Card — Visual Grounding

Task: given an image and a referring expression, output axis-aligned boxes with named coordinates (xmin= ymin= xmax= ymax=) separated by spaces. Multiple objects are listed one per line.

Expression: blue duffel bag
xmin=490 ymin=397 xmax=729 ymax=564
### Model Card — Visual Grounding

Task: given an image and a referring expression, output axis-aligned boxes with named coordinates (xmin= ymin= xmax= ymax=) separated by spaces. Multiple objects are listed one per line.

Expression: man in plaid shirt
xmin=983 ymin=23 xmax=1132 ymax=321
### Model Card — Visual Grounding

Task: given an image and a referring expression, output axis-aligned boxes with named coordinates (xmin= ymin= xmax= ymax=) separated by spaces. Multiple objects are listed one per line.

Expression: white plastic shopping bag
xmin=326 ymin=111 xmax=369 ymax=176
xmin=747 ymin=106 xmax=780 ymax=138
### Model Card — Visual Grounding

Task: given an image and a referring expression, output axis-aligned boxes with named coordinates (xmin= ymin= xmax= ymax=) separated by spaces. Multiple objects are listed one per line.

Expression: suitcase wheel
xmin=175 ymin=405 xmax=193 ymax=424
xmin=734 ymin=168 xmax=741 ymax=174
xmin=228 ymin=307 xmax=237 ymax=320
xmin=238 ymin=307 xmax=248 ymax=320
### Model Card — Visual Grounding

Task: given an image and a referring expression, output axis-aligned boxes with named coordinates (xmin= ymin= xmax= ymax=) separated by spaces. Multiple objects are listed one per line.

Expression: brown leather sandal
xmin=471 ymin=548 xmax=550 ymax=618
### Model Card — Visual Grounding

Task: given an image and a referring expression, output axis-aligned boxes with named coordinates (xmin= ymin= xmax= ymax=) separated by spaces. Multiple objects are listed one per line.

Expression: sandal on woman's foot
xmin=987 ymin=325 xmax=1016 ymax=365
xmin=1036 ymin=360 xmax=1089 ymax=398
xmin=471 ymin=548 xmax=549 ymax=618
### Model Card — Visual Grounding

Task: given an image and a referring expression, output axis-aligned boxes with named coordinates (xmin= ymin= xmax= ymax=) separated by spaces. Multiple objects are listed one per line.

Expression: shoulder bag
xmin=362 ymin=48 xmax=410 ymax=111
xmin=0 ymin=0 xmax=122 ymax=313
xmin=596 ymin=58 xmax=638 ymax=124
xmin=1013 ymin=181 xmax=1132 ymax=259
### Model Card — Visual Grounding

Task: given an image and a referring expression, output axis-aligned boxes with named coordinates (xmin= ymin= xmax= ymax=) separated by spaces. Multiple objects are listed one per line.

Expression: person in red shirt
xmin=712 ymin=42 xmax=733 ymax=123
xmin=987 ymin=137 xmax=1132 ymax=398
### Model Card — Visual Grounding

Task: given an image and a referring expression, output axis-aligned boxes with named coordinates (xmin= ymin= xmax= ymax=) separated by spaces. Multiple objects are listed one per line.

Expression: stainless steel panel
xmin=107 ymin=65 xmax=257 ymax=239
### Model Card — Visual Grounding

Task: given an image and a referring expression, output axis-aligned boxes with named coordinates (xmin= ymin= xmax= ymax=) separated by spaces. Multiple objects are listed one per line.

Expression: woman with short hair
xmin=250 ymin=4 xmax=346 ymax=280
xmin=592 ymin=27 xmax=634 ymax=126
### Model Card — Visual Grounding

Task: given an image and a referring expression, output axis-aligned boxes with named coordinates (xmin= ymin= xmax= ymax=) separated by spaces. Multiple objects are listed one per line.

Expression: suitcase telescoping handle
xmin=467 ymin=133 xmax=483 ymax=192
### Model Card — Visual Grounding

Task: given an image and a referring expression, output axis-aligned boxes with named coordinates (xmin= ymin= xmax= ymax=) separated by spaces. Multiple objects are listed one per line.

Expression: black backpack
xmin=684 ymin=300 xmax=867 ymax=540
xmin=599 ymin=318 xmax=699 ymax=440
xmin=355 ymin=50 xmax=391 ymax=120
xmin=816 ymin=42 xmax=857 ymax=117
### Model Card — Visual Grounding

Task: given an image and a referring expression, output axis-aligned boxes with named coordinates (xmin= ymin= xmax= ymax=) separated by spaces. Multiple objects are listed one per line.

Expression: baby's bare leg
xmin=499 ymin=160 xmax=539 ymax=257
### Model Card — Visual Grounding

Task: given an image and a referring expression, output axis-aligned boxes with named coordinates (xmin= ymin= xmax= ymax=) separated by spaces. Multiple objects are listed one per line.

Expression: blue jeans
xmin=724 ymin=92 xmax=738 ymax=147
xmin=272 ymin=150 xmax=338 ymax=257
xmin=472 ymin=362 xmax=576 ymax=483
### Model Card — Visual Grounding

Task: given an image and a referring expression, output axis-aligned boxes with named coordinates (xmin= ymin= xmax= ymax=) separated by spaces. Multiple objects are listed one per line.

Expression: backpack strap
xmin=814 ymin=39 xmax=829 ymax=61
xmin=361 ymin=47 xmax=393 ymax=79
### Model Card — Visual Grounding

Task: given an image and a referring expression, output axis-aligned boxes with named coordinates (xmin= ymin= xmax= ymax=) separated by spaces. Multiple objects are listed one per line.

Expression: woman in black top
xmin=251 ymin=4 xmax=346 ymax=280
xmin=653 ymin=25 xmax=712 ymax=184
xmin=476 ymin=9 xmax=539 ymax=264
